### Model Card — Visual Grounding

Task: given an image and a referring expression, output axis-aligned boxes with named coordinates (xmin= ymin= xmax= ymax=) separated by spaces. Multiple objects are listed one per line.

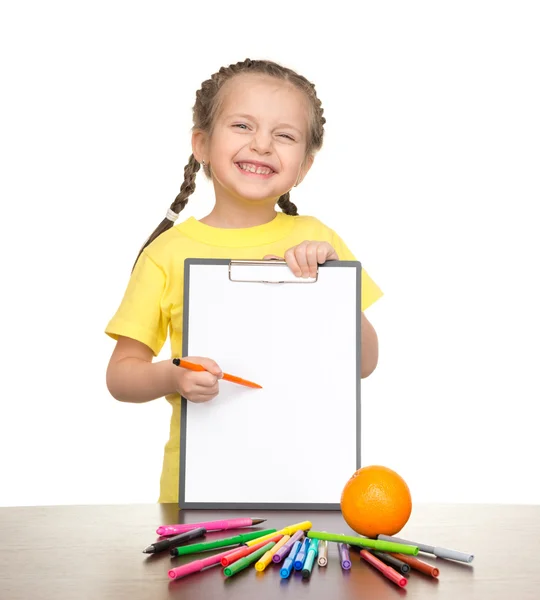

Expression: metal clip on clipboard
xmin=228 ymin=260 xmax=319 ymax=284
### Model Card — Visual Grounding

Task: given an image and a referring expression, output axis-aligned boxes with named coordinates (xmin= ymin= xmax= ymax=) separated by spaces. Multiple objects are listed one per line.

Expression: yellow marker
xmin=279 ymin=521 xmax=312 ymax=536
xmin=255 ymin=535 xmax=290 ymax=572
xmin=245 ymin=532 xmax=284 ymax=548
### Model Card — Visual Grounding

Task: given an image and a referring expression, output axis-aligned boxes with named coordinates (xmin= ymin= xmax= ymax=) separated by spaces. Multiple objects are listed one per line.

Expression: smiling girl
xmin=105 ymin=58 xmax=383 ymax=503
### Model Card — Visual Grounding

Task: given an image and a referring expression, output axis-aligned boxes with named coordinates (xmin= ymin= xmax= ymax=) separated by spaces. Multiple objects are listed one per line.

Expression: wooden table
xmin=1 ymin=503 xmax=539 ymax=599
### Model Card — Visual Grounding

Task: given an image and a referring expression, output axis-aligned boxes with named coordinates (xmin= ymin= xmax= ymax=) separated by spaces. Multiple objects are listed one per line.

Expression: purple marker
xmin=272 ymin=530 xmax=304 ymax=563
xmin=339 ymin=542 xmax=352 ymax=570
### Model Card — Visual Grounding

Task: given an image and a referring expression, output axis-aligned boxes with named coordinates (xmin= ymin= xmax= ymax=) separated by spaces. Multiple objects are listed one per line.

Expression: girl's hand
xmin=264 ymin=241 xmax=339 ymax=278
xmin=172 ymin=356 xmax=222 ymax=403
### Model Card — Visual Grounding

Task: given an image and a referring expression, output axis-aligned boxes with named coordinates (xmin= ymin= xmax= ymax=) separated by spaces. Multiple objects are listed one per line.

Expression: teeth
xmin=238 ymin=162 xmax=272 ymax=175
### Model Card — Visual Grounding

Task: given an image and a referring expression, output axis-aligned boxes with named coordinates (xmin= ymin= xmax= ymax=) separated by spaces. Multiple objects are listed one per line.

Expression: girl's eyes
xmin=232 ymin=124 xmax=295 ymax=141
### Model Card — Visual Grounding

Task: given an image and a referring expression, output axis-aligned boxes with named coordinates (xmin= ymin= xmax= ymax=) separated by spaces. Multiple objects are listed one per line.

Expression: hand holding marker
xmin=172 ymin=358 xmax=262 ymax=390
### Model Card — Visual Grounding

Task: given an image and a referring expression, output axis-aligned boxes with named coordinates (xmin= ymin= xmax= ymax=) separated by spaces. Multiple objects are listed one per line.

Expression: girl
xmin=105 ymin=58 xmax=383 ymax=503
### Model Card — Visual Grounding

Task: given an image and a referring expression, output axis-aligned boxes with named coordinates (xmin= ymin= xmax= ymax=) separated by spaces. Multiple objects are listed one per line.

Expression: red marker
xmin=168 ymin=548 xmax=235 ymax=580
xmin=360 ymin=549 xmax=408 ymax=588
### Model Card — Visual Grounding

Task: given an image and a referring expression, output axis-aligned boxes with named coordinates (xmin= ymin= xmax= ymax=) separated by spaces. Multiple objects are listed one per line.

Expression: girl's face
xmin=196 ymin=74 xmax=313 ymax=207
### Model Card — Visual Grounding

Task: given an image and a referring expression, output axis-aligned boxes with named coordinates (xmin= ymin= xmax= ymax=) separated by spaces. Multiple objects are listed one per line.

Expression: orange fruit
xmin=340 ymin=465 xmax=412 ymax=538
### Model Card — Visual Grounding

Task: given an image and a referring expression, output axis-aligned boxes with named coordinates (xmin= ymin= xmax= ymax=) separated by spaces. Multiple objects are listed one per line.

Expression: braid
xmin=132 ymin=154 xmax=200 ymax=270
xmin=277 ymin=192 xmax=298 ymax=216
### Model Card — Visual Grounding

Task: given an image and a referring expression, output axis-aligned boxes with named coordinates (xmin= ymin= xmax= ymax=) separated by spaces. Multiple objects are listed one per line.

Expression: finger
xmin=193 ymin=371 xmax=221 ymax=387
xmin=324 ymin=243 xmax=339 ymax=261
xmin=294 ymin=242 xmax=311 ymax=278
xmin=187 ymin=356 xmax=223 ymax=378
xmin=194 ymin=382 xmax=220 ymax=397
xmin=284 ymin=246 xmax=302 ymax=277
xmin=189 ymin=389 xmax=219 ymax=403
xmin=316 ymin=243 xmax=329 ymax=266
xmin=306 ymin=242 xmax=321 ymax=278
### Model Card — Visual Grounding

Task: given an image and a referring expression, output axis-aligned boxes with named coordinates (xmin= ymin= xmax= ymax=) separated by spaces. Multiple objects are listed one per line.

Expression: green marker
xmin=170 ymin=528 xmax=276 ymax=557
xmin=224 ymin=542 xmax=276 ymax=577
xmin=307 ymin=531 xmax=419 ymax=556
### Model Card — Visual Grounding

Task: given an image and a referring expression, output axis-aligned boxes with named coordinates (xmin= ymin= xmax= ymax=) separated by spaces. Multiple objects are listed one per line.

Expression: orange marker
xmin=172 ymin=359 xmax=262 ymax=389
xmin=390 ymin=553 xmax=440 ymax=578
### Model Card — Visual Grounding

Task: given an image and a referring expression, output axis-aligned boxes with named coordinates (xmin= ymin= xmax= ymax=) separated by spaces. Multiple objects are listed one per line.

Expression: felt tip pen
xmin=223 ymin=542 xmax=275 ymax=578
xmin=170 ymin=528 xmax=276 ymax=556
xmin=143 ymin=527 xmax=206 ymax=553
xmin=317 ymin=539 xmax=328 ymax=566
xmin=294 ymin=538 xmax=310 ymax=570
xmin=255 ymin=535 xmax=290 ymax=572
xmin=339 ymin=541 xmax=352 ymax=570
xmin=220 ymin=534 xmax=282 ymax=567
xmin=389 ymin=552 xmax=440 ymax=578
xmin=377 ymin=534 xmax=474 ymax=563
xmin=245 ymin=531 xmax=283 ymax=547
xmin=157 ymin=517 xmax=266 ymax=536
xmin=360 ymin=549 xmax=408 ymax=588
xmin=308 ymin=531 xmax=418 ymax=555
xmin=272 ymin=530 xmax=304 ymax=563
xmin=278 ymin=520 xmax=312 ymax=536
xmin=168 ymin=547 xmax=234 ymax=580
xmin=372 ymin=551 xmax=410 ymax=574
xmin=280 ymin=540 xmax=302 ymax=579
xmin=301 ymin=539 xmax=319 ymax=579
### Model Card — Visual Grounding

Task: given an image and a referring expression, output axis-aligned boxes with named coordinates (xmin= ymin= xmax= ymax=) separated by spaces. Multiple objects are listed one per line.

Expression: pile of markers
xmin=143 ymin=517 xmax=474 ymax=588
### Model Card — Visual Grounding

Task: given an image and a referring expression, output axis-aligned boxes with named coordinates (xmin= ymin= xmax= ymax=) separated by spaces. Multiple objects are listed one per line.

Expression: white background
xmin=1 ymin=1 xmax=538 ymax=507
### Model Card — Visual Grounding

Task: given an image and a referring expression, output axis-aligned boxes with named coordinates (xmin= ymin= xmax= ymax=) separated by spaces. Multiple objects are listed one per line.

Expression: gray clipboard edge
xmin=181 ymin=502 xmax=341 ymax=510
xmin=179 ymin=258 xmax=361 ymax=510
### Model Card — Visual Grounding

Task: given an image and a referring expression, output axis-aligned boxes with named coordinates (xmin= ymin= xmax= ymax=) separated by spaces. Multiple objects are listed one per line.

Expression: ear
xmin=191 ymin=129 xmax=208 ymax=164
xmin=295 ymin=154 xmax=315 ymax=187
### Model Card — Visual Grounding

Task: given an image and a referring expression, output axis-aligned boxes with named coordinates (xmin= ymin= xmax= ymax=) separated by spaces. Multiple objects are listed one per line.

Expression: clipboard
xmin=179 ymin=258 xmax=362 ymax=510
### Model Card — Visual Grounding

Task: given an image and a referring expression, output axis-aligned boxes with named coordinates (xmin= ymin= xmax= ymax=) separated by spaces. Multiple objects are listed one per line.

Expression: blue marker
xmin=280 ymin=540 xmax=302 ymax=579
xmin=302 ymin=539 xmax=319 ymax=580
xmin=294 ymin=538 xmax=310 ymax=570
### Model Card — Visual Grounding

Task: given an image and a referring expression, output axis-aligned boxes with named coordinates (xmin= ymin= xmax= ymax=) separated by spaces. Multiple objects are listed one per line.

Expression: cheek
xmin=282 ymin=146 xmax=307 ymax=172
xmin=213 ymin=137 xmax=245 ymax=162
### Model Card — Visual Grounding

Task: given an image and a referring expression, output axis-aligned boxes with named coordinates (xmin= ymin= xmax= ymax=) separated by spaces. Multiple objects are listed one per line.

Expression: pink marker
xmin=157 ymin=517 xmax=266 ymax=537
xmin=168 ymin=548 xmax=236 ymax=580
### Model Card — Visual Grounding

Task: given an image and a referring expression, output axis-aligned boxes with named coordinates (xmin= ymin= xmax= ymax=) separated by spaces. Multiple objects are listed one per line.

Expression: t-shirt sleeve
xmin=105 ymin=250 xmax=169 ymax=356
xmin=331 ymin=230 xmax=384 ymax=312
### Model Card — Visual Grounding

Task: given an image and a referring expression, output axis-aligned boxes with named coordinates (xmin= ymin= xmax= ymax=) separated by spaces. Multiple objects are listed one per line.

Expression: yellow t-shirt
xmin=105 ymin=212 xmax=383 ymax=503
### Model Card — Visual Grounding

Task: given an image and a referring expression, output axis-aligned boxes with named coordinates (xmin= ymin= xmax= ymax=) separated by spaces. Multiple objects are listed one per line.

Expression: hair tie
xmin=166 ymin=208 xmax=179 ymax=222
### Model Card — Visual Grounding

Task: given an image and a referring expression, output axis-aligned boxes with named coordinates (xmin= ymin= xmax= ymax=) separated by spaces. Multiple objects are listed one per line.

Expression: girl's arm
xmin=106 ymin=336 xmax=222 ymax=403
xmin=106 ymin=337 xmax=177 ymax=403
xmin=361 ymin=312 xmax=378 ymax=378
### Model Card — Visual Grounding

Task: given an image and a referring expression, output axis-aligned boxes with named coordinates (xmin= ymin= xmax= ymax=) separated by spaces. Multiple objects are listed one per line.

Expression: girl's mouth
xmin=235 ymin=162 xmax=275 ymax=179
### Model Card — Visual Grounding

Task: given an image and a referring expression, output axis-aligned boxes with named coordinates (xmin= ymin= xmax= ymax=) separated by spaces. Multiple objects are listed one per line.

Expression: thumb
xmin=263 ymin=254 xmax=283 ymax=260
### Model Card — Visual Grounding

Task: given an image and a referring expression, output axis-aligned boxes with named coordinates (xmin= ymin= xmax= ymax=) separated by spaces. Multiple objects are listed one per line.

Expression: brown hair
xmin=133 ymin=58 xmax=326 ymax=269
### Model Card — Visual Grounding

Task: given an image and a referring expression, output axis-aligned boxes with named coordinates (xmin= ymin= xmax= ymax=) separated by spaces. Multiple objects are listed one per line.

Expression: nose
xmin=250 ymin=130 xmax=272 ymax=154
